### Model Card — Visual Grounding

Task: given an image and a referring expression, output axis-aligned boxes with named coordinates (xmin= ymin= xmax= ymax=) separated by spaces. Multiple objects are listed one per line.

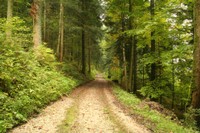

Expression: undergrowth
xmin=0 ymin=17 xmax=86 ymax=133
xmin=113 ymin=84 xmax=199 ymax=133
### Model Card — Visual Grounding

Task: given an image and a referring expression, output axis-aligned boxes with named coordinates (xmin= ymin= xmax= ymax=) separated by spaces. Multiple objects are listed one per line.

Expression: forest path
xmin=10 ymin=76 xmax=149 ymax=133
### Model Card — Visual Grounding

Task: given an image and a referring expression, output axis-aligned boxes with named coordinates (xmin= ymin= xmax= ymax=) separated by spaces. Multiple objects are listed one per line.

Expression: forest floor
xmin=10 ymin=76 xmax=150 ymax=133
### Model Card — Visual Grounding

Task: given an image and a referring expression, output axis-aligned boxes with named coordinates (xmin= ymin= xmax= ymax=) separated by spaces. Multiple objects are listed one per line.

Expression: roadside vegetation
xmin=113 ymin=84 xmax=198 ymax=133
xmin=0 ymin=43 xmax=86 ymax=133
xmin=0 ymin=18 xmax=87 ymax=133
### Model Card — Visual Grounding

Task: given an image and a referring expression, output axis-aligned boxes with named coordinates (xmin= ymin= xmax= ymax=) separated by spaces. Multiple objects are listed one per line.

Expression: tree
xmin=81 ymin=0 xmax=86 ymax=75
xmin=31 ymin=0 xmax=42 ymax=48
xmin=57 ymin=0 xmax=64 ymax=62
xmin=43 ymin=0 xmax=47 ymax=42
xmin=150 ymin=0 xmax=156 ymax=82
xmin=6 ymin=0 xmax=13 ymax=40
xmin=104 ymin=0 xmax=194 ymax=116
xmin=121 ymin=7 xmax=127 ymax=90
xmin=192 ymin=0 xmax=200 ymax=126
xmin=128 ymin=0 xmax=137 ymax=93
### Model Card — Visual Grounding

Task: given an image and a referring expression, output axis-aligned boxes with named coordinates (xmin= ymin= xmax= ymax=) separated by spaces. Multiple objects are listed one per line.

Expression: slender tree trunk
xmin=128 ymin=0 xmax=137 ymax=93
xmin=121 ymin=13 xmax=127 ymax=90
xmin=82 ymin=29 xmax=86 ymax=74
xmin=57 ymin=1 xmax=64 ymax=62
xmin=43 ymin=0 xmax=47 ymax=42
xmin=88 ymin=38 xmax=91 ymax=74
xmin=81 ymin=0 xmax=86 ymax=75
xmin=128 ymin=0 xmax=133 ymax=92
xmin=32 ymin=0 xmax=42 ymax=48
xmin=192 ymin=0 xmax=200 ymax=126
xmin=150 ymin=0 xmax=156 ymax=81
xmin=129 ymin=37 xmax=134 ymax=92
xmin=170 ymin=40 xmax=175 ymax=108
xmin=57 ymin=15 xmax=61 ymax=57
xmin=71 ymin=39 xmax=75 ymax=61
xmin=6 ymin=0 xmax=13 ymax=40
xmin=171 ymin=56 xmax=175 ymax=109
xmin=133 ymin=37 xmax=137 ymax=93
xmin=60 ymin=1 xmax=64 ymax=62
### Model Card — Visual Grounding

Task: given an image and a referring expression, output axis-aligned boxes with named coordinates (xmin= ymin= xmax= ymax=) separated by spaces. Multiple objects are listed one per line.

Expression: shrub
xmin=0 ymin=17 xmax=84 ymax=133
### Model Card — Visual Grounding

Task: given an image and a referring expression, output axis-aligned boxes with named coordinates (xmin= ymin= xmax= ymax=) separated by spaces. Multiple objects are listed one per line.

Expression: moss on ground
xmin=57 ymin=104 xmax=78 ymax=133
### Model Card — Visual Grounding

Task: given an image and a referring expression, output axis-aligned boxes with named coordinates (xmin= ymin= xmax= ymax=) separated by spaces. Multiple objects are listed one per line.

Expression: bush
xmin=0 ymin=18 xmax=84 ymax=132
xmin=113 ymin=84 xmax=198 ymax=133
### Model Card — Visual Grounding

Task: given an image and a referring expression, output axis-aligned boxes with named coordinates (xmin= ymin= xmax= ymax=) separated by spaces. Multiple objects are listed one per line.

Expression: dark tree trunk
xmin=121 ymin=13 xmax=127 ymax=90
xmin=128 ymin=0 xmax=133 ymax=92
xmin=133 ymin=37 xmax=137 ymax=93
xmin=150 ymin=0 xmax=156 ymax=81
xmin=43 ymin=0 xmax=47 ymax=42
xmin=57 ymin=0 xmax=64 ymax=62
xmin=88 ymin=37 xmax=91 ymax=74
xmin=81 ymin=0 xmax=86 ymax=75
xmin=60 ymin=1 xmax=64 ymax=62
xmin=192 ymin=0 xmax=200 ymax=126
xmin=82 ymin=28 xmax=86 ymax=75
xmin=171 ymin=42 xmax=175 ymax=109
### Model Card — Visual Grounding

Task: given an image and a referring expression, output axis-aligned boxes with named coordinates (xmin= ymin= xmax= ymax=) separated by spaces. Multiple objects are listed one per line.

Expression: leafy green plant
xmin=0 ymin=17 xmax=86 ymax=133
xmin=113 ymin=84 xmax=198 ymax=133
xmin=184 ymin=107 xmax=200 ymax=129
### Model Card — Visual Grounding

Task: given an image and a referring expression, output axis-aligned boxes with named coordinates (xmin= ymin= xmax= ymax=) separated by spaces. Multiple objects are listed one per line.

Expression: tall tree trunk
xmin=128 ymin=0 xmax=133 ymax=92
xmin=129 ymin=38 xmax=134 ymax=92
xmin=81 ymin=0 xmax=86 ymax=75
xmin=88 ymin=38 xmax=91 ymax=74
xmin=57 ymin=13 xmax=61 ymax=57
xmin=6 ymin=0 xmax=13 ymax=40
xmin=57 ymin=1 xmax=64 ymax=62
xmin=32 ymin=0 xmax=42 ymax=48
xmin=171 ymin=55 xmax=175 ymax=109
xmin=133 ymin=37 xmax=137 ymax=93
xmin=150 ymin=0 xmax=156 ymax=81
xmin=121 ymin=13 xmax=127 ymax=90
xmin=60 ymin=1 xmax=64 ymax=62
xmin=128 ymin=0 xmax=138 ymax=93
xmin=71 ymin=39 xmax=74 ymax=61
xmin=192 ymin=0 xmax=200 ymax=126
xmin=43 ymin=0 xmax=47 ymax=42
xmin=82 ymin=28 xmax=86 ymax=75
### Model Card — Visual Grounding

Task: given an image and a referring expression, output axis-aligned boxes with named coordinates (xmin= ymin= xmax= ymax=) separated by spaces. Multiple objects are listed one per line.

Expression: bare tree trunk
xmin=192 ymin=0 xmax=200 ymax=126
xmin=121 ymin=14 xmax=128 ymax=91
xmin=60 ymin=1 xmax=64 ymax=62
xmin=128 ymin=0 xmax=137 ymax=93
xmin=57 ymin=0 xmax=64 ymax=62
xmin=81 ymin=0 xmax=86 ymax=75
xmin=129 ymin=39 xmax=133 ymax=92
xmin=57 ymin=16 xmax=61 ymax=57
xmin=88 ymin=37 xmax=91 ymax=74
xmin=133 ymin=37 xmax=137 ymax=93
xmin=150 ymin=0 xmax=156 ymax=81
xmin=32 ymin=0 xmax=42 ymax=48
xmin=82 ymin=28 xmax=86 ymax=75
xmin=171 ymin=55 xmax=175 ymax=109
xmin=43 ymin=0 xmax=47 ymax=42
xmin=128 ymin=0 xmax=133 ymax=92
xmin=6 ymin=0 xmax=13 ymax=40
xmin=71 ymin=39 xmax=74 ymax=61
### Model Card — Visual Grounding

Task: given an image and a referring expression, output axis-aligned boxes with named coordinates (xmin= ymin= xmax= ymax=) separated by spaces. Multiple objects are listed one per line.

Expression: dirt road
xmin=10 ymin=76 xmax=149 ymax=133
